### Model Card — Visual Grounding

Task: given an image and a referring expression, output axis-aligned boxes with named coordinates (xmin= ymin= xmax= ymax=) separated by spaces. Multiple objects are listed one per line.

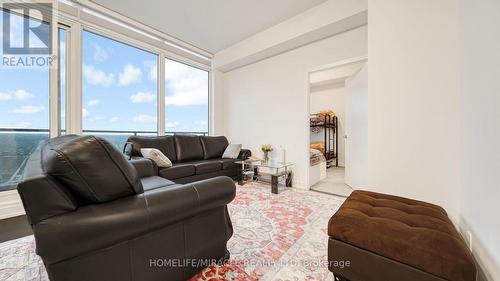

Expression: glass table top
xmin=235 ymin=160 xmax=295 ymax=169
xmin=254 ymin=161 xmax=295 ymax=169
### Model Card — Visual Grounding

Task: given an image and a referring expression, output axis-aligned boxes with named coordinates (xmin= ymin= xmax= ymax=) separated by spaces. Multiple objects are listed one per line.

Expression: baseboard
xmin=0 ymin=190 xmax=25 ymax=220
xmin=0 ymin=215 xmax=32 ymax=243
xmin=292 ymin=180 xmax=305 ymax=189
xmin=459 ymin=218 xmax=500 ymax=281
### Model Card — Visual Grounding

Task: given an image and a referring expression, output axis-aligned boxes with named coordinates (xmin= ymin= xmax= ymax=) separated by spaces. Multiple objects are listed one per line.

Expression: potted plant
xmin=261 ymin=144 xmax=272 ymax=163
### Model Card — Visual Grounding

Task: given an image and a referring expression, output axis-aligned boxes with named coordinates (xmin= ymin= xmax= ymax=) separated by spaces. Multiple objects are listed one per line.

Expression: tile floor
xmin=310 ymin=166 xmax=353 ymax=197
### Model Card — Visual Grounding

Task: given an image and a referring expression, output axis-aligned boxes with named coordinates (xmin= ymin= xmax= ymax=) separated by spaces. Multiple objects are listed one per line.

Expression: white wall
xmin=368 ymin=0 xmax=461 ymax=222
xmin=310 ymin=84 xmax=346 ymax=166
xmin=344 ymin=65 xmax=368 ymax=189
xmin=221 ymin=26 xmax=367 ymax=188
xmin=459 ymin=0 xmax=500 ymax=279
xmin=212 ymin=70 xmax=225 ymax=135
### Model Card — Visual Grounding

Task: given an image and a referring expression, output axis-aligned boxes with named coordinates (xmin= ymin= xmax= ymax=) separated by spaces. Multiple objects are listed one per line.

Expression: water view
xmin=0 ymin=132 xmax=136 ymax=191
xmin=0 ymin=131 xmax=206 ymax=191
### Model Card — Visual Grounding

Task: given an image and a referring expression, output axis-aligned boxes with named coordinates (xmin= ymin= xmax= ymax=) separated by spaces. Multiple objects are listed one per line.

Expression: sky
xmin=0 ymin=10 xmax=209 ymax=133
xmin=0 ymin=10 xmax=50 ymax=130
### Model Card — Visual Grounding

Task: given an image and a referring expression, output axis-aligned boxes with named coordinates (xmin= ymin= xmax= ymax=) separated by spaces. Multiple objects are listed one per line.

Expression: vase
xmin=263 ymin=152 xmax=269 ymax=163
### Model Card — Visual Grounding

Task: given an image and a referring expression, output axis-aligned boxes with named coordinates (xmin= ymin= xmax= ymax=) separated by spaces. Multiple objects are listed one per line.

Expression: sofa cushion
xmin=127 ymin=135 xmax=177 ymax=162
xmin=141 ymin=176 xmax=178 ymax=191
xmin=43 ymin=135 xmax=143 ymax=204
xmin=188 ymin=160 xmax=223 ymax=174
xmin=200 ymin=136 xmax=229 ymax=159
xmin=159 ymin=163 xmax=195 ymax=179
xmin=174 ymin=134 xmax=204 ymax=162
xmin=328 ymin=190 xmax=476 ymax=281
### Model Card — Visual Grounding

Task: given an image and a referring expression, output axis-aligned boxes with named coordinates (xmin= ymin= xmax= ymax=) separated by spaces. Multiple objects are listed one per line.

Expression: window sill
xmin=0 ymin=190 xmax=25 ymax=220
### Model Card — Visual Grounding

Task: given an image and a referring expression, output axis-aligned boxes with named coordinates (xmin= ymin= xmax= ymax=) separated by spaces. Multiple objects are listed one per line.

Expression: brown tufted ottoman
xmin=328 ymin=190 xmax=476 ymax=281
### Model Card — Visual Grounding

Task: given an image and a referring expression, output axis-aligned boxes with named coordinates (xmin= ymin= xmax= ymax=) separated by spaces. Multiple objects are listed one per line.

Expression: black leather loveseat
xmin=124 ymin=135 xmax=251 ymax=184
xmin=17 ymin=135 xmax=236 ymax=281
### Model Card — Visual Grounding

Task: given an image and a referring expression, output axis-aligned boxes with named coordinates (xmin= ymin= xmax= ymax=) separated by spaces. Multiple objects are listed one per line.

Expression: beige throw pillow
xmin=140 ymin=148 xmax=172 ymax=168
xmin=222 ymin=144 xmax=242 ymax=159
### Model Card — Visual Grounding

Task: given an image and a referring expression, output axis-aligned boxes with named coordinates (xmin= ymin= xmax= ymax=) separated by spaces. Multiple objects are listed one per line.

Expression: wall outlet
xmin=466 ymin=231 xmax=473 ymax=252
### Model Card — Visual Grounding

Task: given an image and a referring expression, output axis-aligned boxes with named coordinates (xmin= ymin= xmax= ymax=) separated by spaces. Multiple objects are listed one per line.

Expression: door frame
xmin=304 ymin=56 xmax=367 ymax=190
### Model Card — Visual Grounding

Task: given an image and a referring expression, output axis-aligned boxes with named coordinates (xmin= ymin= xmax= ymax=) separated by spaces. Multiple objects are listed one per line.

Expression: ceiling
xmin=310 ymin=61 xmax=366 ymax=88
xmin=89 ymin=0 xmax=327 ymax=54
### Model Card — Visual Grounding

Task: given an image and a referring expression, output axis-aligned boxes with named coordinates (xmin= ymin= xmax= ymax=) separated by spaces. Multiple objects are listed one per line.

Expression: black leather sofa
xmin=124 ymin=135 xmax=251 ymax=184
xmin=17 ymin=135 xmax=236 ymax=281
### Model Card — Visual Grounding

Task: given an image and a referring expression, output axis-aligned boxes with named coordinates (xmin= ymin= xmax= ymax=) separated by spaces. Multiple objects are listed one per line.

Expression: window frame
xmin=57 ymin=24 xmax=70 ymax=136
xmin=71 ymin=21 xmax=212 ymax=136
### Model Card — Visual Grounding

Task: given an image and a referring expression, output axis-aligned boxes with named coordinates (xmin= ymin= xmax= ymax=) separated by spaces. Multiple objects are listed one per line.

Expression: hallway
xmin=311 ymin=167 xmax=353 ymax=197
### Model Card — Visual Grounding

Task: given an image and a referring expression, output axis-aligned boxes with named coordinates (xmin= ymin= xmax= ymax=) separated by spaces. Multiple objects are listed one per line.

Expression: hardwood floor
xmin=0 ymin=215 xmax=32 ymax=243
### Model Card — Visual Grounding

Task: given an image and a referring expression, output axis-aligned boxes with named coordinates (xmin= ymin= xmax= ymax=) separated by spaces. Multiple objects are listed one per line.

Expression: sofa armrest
xmin=123 ymin=142 xmax=134 ymax=160
xmin=33 ymin=194 xmax=150 ymax=264
xmin=130 ymin=157 xmax=158 ymax=177
xmin=145 ymin=176 xmax=236 ymax=229
xmin=33 ymin=176 xmax=236 ymax=264
xmin=238 ymin=149 xmax=252 ymax=160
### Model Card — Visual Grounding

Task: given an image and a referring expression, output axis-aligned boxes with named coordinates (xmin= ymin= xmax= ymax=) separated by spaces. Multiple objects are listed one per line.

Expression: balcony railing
xmin=81 ymin=129 xmax=208 ymax=136
xmin=0 ymin=128 xmax=208 ymax=191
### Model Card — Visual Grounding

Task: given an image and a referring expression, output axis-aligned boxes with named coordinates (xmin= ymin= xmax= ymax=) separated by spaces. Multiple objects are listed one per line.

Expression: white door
xmin=344 ymin=64 xmax=368 ymax=188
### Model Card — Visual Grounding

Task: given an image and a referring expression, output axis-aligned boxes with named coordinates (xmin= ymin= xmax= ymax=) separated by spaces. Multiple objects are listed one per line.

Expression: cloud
xmin=0 ymin=122 xmax=32 ymax=128
xmin=88 ymin=99 xmax=100 ymax=106
xmin=83 ymin=108 xmax=119 ymax=123
xmin=13 ymin=89 xmax=34 ymax=100
xmin=119 ymin=64 xmax=142 ymax=86
xmin=130 ymin=91 xmax=155 ymax=103
xmin=133 ymin=114 xmax=155 ymax=123
xmin=93 ymin=43 xmax=109 ymax=62
xmin=185 ymin=120 xmax=209 ymax=132
xmin=144 ymin=61 xmax=157 ymax=81
xmin=166 ymin=121 xmax=180 ymax=128
xmin=0 ymin=92 xmax=12 ymax=101
xmin=83 ymin=64 xmax=114 ymax=87
xmin=12 ymin=105 xmax=44 ymax=114
xmin=87 ymin=116 xmax=105 ymax=122
xmin=165 ymin=87 xmax=207 ymax=106
xmin=82 ymin=108 xmax=90 ymax=118
xmin=82 ymin=108 xmax=104 ymax=122
xmin=0 ymin=89 xmax=33 ymax=101
xmin=164 ymin=59 xmax=208 ymax=106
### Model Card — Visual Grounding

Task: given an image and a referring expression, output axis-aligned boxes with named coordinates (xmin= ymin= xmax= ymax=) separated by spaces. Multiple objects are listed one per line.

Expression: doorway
xmin=306 ymin=57 xmax=368 ymax=196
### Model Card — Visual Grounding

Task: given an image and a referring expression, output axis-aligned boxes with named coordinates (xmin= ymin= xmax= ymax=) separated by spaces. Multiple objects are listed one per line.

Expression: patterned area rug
xmin=0 ymin=182 xmax=344 ymax=281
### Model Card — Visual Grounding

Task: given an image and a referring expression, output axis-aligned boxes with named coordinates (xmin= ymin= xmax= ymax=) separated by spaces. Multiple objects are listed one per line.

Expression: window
xmin=59 ymin=27 xmax=68 ymax=135
xmin=82 ymin=31 xmax=158 ymax=148
xmin=0 ymin=10 xmax=50 ymax=191
xmin=0 ymin=9 xmax=211 ymax=193
xmin=165 ymin=58 xmax=209 ymax=135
